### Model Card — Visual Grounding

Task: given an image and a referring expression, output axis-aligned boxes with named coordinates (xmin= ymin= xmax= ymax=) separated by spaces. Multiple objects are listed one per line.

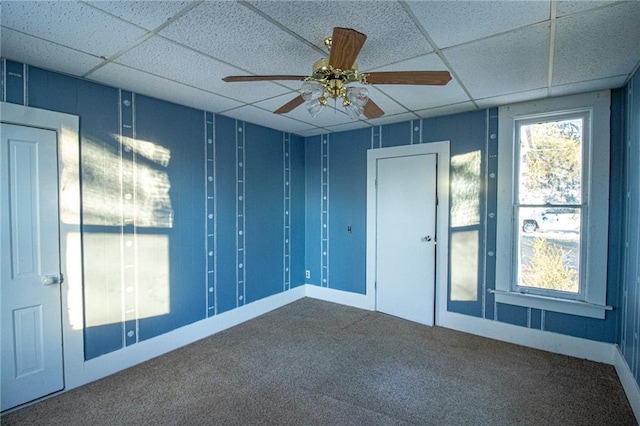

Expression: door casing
xmin=0 ymin=102 xmax=83 ymax=407
xmin=366 ymin=142 xmax=450 ymax=325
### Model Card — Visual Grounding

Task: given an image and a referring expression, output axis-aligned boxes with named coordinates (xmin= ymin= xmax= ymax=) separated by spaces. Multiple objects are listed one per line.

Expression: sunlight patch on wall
xmin=450 ymin=150 xmax=481 ymax=227
xmin=80 ymin=135 xmax=173 ymax=228
xmin=66 ymin=233 xmax=84 ymax=330
xmin=83 ymin=233 xmax=170 ymax=328
xmin=60 ymin=125 xmax=81 ymax=225
xmin=450 ymin=230 xmax=479 ymax=302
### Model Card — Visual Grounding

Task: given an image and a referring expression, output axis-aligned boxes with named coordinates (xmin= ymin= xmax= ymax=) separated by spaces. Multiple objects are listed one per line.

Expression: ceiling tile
xmin=0 ymin=28 xmax=103 ymax=76
xmin=405 ymin=0 xmax=550 ymax=49
xmin=364 ymin=112 xmax=420 ymax=127
xmin=550 ymin=75 xmax=628 ymax=97
xmin=220 ymin=105 xmax=318 ymax=134
xmin=474 ymin=88 xmax=548 ymax=109
xmin=246 ymin=1 xmax=432 ymax=70
xmin=113 ymin=36 xmax=293 ymax=103
xmin=415 ymin=101 xmax=477 ymax=119
xmin=158 ymin=2 xmax=321 ymax=76
xmin=324 ymin=121 xmax=373 ymax=134
xmin=295 ymin=128 xmax=330 ymax=137
xmin=0 ymin=1 xmax=147 ymax=58
xmin=443 ymin=23 xmax=550 ymax=99
xmin=370 ymin=54 xmax=470 ymax=110
xmin=556 ymin=1 xmax=621 ymax=17
xmin=86 ymin=1 xmax=194 ymax=30
xmin=88 ymin=63 xmax=243 ymax=113
xmin=553 ymin=2 xmax=640 ymax=85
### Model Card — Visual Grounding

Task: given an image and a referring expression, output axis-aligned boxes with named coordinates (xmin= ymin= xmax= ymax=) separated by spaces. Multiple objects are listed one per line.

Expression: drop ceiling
xmin=1 ymin=1 xmax=639 ymax=137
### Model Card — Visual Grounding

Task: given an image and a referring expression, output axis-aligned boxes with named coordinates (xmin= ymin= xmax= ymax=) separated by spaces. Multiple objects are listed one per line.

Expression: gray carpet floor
xmin=1 ymin=298 xmax=636 ymax=425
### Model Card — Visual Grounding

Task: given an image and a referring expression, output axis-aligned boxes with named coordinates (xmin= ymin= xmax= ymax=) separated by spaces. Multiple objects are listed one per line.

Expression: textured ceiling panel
xmin=246 ymin=1 xmax=432 ymax=70
xmin=0 ymin=1 xmax=146 ymax=57
xmin=550 ymin=75 xmax=628 ymax=97
xmin=0 ymin=28 xmax=103 ymax=76
xmin=444 ymin=23 xmax=550 ymax=99
xmin=1 ymin=0 xmax=638 ymax=135
xmin=405 ymin=0 xmax=550 ymax=49
xmin=556 ymin=0 xmax=622 ymax=17
xmin=89 ymin=63 xmax=243 ymax=113
xmin=553 ymin=2 xmax=640 ymax=86
xmin=86 ymin=1 xmax=194 ymax=30
xmin=414 ymin=101 xmax=477 ymax=119
xmin=220 ymin=104 xmax=318 ymax=134
xmin=474 ymin=88 xmax=548 ymax=109
xmin=113 ymin=36 xmax=292 ymax=103
xmin=158 ymin=1 xmax=321 ymax=76
xmin=370 ymin=54 xmax=469 ymax=110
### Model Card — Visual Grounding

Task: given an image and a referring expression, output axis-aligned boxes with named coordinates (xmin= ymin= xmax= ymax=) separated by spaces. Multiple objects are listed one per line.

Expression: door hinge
xmin=59 ymin=272 xmax=65 ymax=284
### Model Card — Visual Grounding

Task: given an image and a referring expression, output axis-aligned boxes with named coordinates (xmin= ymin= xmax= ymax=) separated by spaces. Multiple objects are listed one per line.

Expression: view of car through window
xmin=516 ymin=116 xmax=584 ymax=294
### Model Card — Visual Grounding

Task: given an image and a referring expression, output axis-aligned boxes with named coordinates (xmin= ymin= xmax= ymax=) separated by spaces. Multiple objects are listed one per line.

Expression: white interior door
xmin=1 ymin=123 xmax=64 ymax=411
xmin=375 ymin=153 xmax=437 ymax=325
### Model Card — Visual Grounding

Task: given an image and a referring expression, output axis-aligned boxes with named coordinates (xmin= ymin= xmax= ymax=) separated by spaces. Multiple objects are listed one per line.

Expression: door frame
xmin=0 ymin=102 xmax=84 ymax=400
xmin=366 ymin=141 xmax=450 ymax=326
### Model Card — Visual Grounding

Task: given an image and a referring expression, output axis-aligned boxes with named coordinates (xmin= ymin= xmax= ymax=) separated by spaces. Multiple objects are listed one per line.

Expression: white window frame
xmin=495 ymin=91 xmax=612 ymax=319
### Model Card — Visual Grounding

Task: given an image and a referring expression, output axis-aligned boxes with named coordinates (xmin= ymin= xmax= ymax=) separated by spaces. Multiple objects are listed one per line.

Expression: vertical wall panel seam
xmin=204 ymin=112 xmax=208 ymax=317
xmin=205 ymin=112 xmax=217 ymax=317
xmin=283 ymin=132 xmax=291 ymax=292
xmin=23 ymin=63 xmax=28 ymax=106
xmin=321 ymin=134 xmax=330 ymax=288
xmin=621 ymin=83 xmax=631 ymax=355
xmin=242 ymin=123 xmax=246 ymax=303
xmin=235 ymin=121 xmax=246 ymax=305
xmin=482 ymin=109 xmax=489 ymax=318
xmin=213 ymin=114 xmax=218 ymax=314
xmin=370 ymin=127 xmax=374 ymax=150
xmin=118 ymin=89 xmax=126 ymax=348
xmin=1 ymin=59 xmax=5 ymax=103
xmin=132 ymin=93 xmax=139 ymax=344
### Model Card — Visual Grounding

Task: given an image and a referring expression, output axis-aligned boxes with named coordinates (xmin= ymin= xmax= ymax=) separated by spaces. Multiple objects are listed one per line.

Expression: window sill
xmin=490 ymin=289 xmax=612 ymax=319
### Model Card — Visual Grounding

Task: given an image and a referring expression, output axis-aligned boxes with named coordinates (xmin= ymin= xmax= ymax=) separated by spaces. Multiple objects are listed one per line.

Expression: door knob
xmin=42 ymin=275 xmax=59 ymax=285
xmin=422 ymin=235 xmax=432 ymax=242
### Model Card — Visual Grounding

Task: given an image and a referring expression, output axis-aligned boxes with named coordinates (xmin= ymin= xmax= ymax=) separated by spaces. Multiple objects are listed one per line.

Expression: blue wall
xmin=3 ymin=57 xmax=635 ymax=361
xmin=1 ymin=60 xmax=305 ymax=360
xmin=619 ymin=70 xmax=640 ymax=383
xmin=305 ymin=106 xmax=624 ymax=343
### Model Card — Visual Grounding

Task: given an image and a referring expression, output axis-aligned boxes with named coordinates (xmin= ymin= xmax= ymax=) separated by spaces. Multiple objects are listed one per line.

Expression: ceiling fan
xmin=223 ymin=27 xmax=452 ymax=120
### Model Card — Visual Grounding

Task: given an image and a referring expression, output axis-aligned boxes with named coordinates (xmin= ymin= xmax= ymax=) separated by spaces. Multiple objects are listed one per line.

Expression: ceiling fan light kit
xmin=223 ymin=27 xmax=452 ymax=121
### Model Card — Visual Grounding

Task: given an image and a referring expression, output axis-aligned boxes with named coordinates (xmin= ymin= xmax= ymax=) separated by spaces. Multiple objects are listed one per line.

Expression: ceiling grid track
xmin=399 ymin=0 xmax=479 ymax=110
xmin=547 ymin=0 xmax=558 ymax=96
xmin=81 ymin=1 xmax=204 ymax=78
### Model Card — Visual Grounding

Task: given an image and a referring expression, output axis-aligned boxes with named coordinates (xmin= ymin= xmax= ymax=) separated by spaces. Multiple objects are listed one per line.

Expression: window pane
xmin=518 ymin=207 xmax=581 ymax=293
xmin=518 ymin=119 xmax=582 ymax=205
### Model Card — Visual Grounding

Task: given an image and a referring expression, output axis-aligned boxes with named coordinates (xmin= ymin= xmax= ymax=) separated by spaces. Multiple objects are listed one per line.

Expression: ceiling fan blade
xmin=274 ymin=95 xmax=305 ymax=114
xmin=363 ymin=99 xmax=384 ymax=119
xmin=328 ymin=27 xmax=367 ymax=71
xmin=366 ymin=71 xmax=452 ymax=85
xmin=223 ymin=75 xmax=307 ymax=82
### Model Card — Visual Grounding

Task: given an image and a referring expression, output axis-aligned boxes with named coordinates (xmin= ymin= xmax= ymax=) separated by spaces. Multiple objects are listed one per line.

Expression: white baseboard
xmin=438 ymin=310 xmax=615 ymax=364
xmin=613 ymin=345 xmax=640 ymax=420
xmin=304 ymin=284 xmax=374 ymax=310
xmin=72 ymin=286 xmax=306 ymax=388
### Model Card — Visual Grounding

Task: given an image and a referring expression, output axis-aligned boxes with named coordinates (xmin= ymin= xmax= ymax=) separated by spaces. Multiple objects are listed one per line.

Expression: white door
xmin=1 ymin=123 xmax=64 ymax=411
xmin=375 ymin=153 xmax=437 ymax=325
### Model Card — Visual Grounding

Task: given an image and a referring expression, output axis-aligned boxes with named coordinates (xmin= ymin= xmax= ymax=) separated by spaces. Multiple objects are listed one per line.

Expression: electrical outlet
xmin=305 ymin=270 xmax=311 ymax=279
